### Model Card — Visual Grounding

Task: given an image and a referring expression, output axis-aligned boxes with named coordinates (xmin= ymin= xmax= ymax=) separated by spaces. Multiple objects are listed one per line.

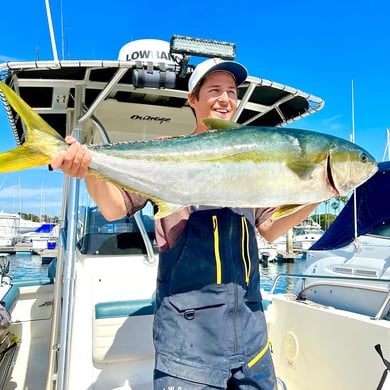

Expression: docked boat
xmin=21 ymin=223 xmax=59 ymax=254
xmin=257 ymin=233 xmax=278 ymax=262
xmin=0 ymin=212 xmax=41 ymax=247
xmin=264 ymin=161 xmax=390 ymax=389
xmin=17 ymin=217 xmax=42 ymax=234
xmin=0 ymin=213 xmax=19 ymax=247
xmin=295 ymin=160 xmax=390 ymax=317
xmin=258 ymin=218 xmax=323 ymax=262
xmin=0 ymin=33 xmax=326 ymax=389
xmin=292 ymin=218 xmax=324 ymax=251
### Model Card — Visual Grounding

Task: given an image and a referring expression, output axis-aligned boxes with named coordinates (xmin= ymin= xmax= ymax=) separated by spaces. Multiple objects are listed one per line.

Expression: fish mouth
xmin=327 ymin=155 xmax=340 ymax=196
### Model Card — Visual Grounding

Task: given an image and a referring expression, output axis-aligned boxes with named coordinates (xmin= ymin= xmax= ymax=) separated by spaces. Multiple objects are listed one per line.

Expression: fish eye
xmin=360 ymin=152 xmax=368 ymax=163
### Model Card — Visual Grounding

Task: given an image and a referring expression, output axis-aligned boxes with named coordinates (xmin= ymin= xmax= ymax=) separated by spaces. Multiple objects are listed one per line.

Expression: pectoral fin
xmin=89 ymin=170 xmax=185 ymax=219
xmin=287 ymin=161 xmax=317 ymax=179
xmin=271 ymin=204 xmax=307 ymax=220
xmin=154 ymin=201 xmax=186 ymax=219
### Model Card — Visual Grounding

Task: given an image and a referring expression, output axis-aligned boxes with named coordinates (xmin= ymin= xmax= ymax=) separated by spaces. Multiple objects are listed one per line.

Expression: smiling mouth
xmin=215 ymin=109 xmax=229 ymax=115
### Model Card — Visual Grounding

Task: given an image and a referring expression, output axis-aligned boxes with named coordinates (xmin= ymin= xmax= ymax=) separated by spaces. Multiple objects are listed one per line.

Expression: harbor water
xmin=6 ymin=252 xmax=307 ymax=293
xmin=8 ymin=252 xmax=50 ymax=280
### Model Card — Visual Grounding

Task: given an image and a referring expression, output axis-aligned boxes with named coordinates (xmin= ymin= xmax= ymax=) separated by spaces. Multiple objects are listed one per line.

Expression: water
xmin=8 ymin=252 xmax=50 ymax=280
xmin=6 ymin=252 xmax=308 ymax=293
xmin=260 ymin=257 xmax=307 ymax=293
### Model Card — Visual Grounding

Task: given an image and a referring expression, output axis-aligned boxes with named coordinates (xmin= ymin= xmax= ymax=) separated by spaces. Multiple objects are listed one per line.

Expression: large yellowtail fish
xmin=0 ymin=82 xmax=377 ymax=219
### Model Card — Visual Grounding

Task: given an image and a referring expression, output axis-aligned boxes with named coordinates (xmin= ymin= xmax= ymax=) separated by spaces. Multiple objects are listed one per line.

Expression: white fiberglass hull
xmin=265 ymin=293 xmax=390 ymax=390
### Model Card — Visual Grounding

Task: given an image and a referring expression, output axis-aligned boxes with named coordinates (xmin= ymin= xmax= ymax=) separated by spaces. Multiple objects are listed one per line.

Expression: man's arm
xmin=258 ymin=203 xmax=321 ymax=243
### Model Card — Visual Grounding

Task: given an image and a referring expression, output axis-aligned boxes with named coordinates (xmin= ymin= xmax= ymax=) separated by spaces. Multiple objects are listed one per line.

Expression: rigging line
xmin=351 ymin=80 xmax=358 ymax=242
xmin=382 ymin=128 xmax=390 ymax=162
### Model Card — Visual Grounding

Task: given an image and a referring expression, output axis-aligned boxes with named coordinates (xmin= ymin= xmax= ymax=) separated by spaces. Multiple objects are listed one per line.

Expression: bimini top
xmin=310 ymin=161 xmax=390 ymax=250
xmin=0 ymin=36 xmax=324 ymax=146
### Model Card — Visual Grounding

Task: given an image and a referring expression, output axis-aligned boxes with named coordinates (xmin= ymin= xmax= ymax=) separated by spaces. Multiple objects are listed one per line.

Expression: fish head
xmin=328 ymin=140 xmax=377 ymax=195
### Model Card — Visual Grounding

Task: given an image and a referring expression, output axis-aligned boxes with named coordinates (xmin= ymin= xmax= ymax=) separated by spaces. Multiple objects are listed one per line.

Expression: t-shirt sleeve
xmin=254 ymin=207 xmax=278 ymax=227
xmin=118 ymin=188 xmax=148 ymax=215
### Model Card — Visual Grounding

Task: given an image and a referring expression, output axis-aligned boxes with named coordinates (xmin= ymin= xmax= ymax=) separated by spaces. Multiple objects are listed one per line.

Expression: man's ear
xmin=187 ymin=92 xmax=197 ymax=109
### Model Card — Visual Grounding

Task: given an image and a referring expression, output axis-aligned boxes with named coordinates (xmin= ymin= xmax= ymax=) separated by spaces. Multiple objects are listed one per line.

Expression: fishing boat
xmin=3 ymin=29 xmax=385 ymax=390
xmin=0 ymin=31 xmax=326 ymax=389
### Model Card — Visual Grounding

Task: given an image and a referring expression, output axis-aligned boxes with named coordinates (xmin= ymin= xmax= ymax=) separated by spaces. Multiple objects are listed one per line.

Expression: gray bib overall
xmin=153 ymin=208 xmax=276 ymax=388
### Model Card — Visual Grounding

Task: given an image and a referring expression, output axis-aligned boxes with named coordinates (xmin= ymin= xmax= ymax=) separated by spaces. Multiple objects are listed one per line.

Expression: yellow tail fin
xmin=0 ymin=82 xmax=66 ymax=172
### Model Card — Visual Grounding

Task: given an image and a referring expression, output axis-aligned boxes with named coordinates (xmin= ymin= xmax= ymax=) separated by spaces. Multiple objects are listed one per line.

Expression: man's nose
xmin=218 ymin=91 xmax=229 ymax=102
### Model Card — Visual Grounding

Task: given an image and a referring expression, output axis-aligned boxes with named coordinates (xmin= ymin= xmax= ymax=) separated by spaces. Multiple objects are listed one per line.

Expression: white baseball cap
xmin=188 ymin=58 xmax=248 ymax=93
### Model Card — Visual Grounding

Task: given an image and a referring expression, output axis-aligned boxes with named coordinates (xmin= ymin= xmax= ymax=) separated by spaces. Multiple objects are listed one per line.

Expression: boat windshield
xmin=75 ymin=183 xmax=155 ymax=256
xmin=369 ymin=224 xmax=390 ymax=238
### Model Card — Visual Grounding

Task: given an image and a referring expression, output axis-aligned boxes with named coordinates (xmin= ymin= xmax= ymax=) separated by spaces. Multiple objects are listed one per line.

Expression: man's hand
xmin=50 ymin=136 xmax=91 ymax=178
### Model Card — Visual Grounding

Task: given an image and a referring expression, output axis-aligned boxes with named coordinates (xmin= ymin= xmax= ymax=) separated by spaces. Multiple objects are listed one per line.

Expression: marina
xmin=0 ymin=11 xmax=388 ymax=389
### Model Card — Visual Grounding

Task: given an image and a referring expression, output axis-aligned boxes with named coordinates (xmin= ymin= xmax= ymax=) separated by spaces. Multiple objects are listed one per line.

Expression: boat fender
xmin=375 ymin=344 xmax=390 ymax=390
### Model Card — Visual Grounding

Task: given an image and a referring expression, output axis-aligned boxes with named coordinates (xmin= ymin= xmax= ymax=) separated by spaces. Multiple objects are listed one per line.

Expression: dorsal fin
xmin=202 ymin=118 xmax=242 ymax=130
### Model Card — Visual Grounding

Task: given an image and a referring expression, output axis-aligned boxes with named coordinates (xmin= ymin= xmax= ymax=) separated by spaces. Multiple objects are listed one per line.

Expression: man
xmin=51 ymin=58 xmax=319 ymax=389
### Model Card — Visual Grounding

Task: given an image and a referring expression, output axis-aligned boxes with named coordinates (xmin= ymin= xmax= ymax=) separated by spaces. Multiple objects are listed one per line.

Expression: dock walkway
xmin=0 ymin=243 xmax=33 ymax=254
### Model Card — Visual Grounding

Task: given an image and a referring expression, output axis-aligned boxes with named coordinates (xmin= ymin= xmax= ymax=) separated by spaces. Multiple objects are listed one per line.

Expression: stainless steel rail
xmin=268 ymin=273 xmax=390 ymax=320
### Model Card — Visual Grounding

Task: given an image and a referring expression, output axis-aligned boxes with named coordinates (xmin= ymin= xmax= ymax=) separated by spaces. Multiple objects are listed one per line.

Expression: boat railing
xmin=134 ymin=211 xmax=157 ymax=265
xmin=268 ymin=273 xmax=390 ymax=320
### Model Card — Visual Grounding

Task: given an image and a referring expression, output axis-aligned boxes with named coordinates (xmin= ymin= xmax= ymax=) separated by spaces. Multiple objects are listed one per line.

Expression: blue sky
xmin=0 ymin=0 xmax=389 ymax=217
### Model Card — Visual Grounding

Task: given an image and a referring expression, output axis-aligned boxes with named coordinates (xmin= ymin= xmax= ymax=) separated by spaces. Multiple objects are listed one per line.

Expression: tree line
xmin=18 ymin=212 xmax=60 ymax=224
xmin=311 ymin=195 xmax=349 ymax=230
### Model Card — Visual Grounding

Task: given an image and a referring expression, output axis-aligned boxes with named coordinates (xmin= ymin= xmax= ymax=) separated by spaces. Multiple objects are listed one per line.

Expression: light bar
xmin=170 ymin=35 xmax=236 ymax=60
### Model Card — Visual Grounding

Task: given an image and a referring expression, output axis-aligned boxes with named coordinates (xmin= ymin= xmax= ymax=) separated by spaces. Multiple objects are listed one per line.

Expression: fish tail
xmin=0 ymin=82 xmax=66 ymax=173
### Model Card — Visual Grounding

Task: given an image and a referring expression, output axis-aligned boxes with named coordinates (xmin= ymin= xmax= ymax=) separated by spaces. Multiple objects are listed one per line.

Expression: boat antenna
xmin=44 ymin=0 xmax=59 ymax=62
xmin=351 ymin=80 xmax=358 ymax=243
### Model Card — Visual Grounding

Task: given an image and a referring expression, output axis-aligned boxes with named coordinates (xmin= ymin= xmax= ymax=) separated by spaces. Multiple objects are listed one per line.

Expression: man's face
xmin=189 ymin=71 xmax=238 ymax=131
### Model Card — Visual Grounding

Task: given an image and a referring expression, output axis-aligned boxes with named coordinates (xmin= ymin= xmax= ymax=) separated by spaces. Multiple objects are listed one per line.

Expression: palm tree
xmin=331 ymin=201 xmax=339 ymax=215
xmin=337 ymin=195 xmax=349 ymax=208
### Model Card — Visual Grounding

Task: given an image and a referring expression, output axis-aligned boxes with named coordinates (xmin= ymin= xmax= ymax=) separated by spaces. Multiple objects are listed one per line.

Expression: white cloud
xmin=0 ymin=184 xmax=63 ymax=216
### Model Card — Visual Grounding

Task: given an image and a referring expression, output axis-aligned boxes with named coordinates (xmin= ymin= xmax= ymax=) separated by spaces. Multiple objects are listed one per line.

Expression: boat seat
xmin=0 ymin=284 xmax=20 ymax=313
xmin=93 ymin=298 xmax=155 ymax=363
xmin=95 ymin=299 xmax=155 ymax=319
